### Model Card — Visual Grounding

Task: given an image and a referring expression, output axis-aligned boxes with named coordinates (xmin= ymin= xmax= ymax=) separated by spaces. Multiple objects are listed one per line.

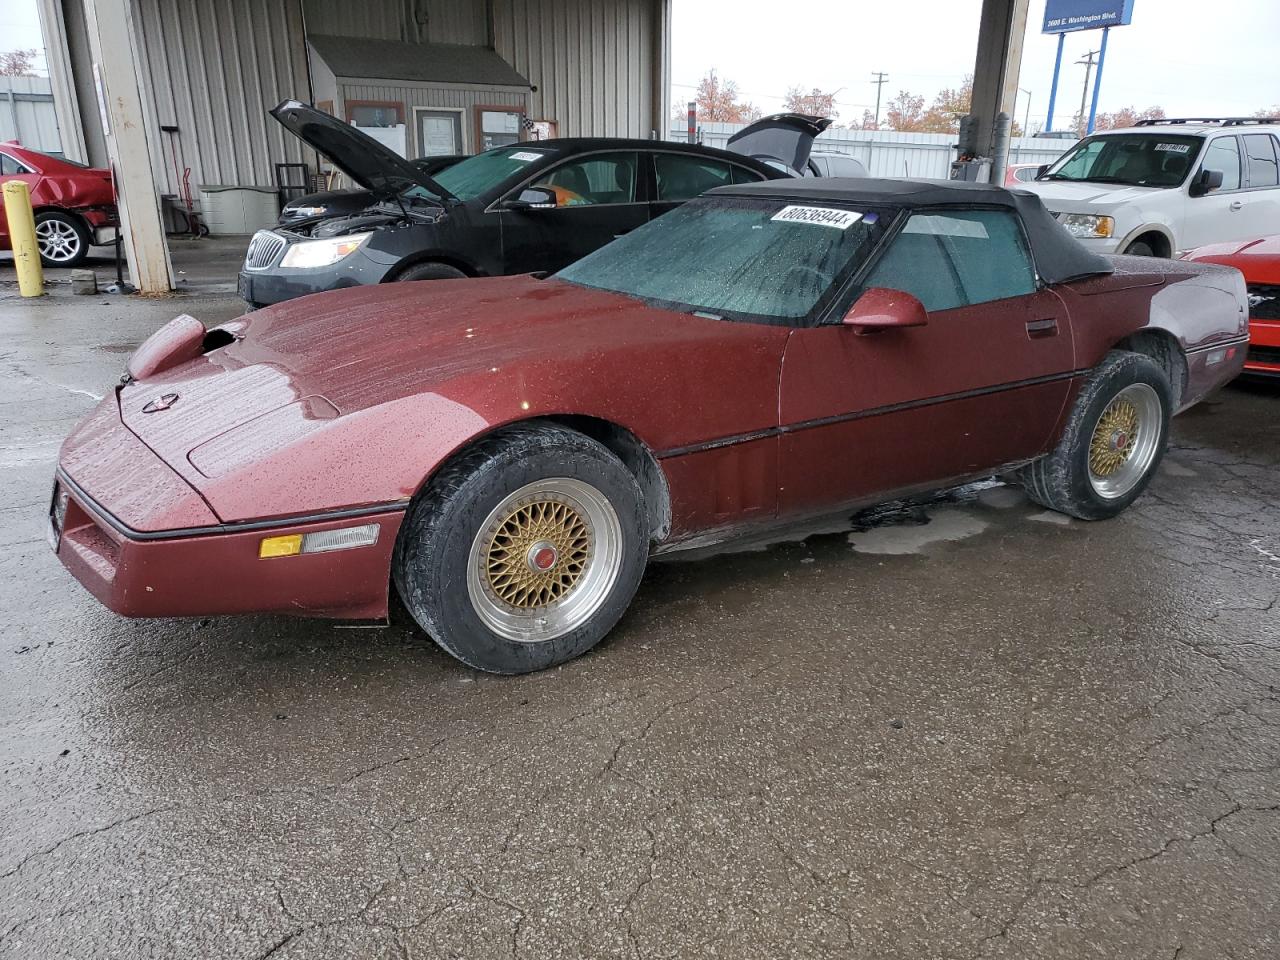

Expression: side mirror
xmin=1189 ymin=168 xmax=1224 ymax=197
xmin=842 ymin=287 xmax=928 ymax=335
xmin=499 ymin=186 xmax=558 ymax=210
xmin=1036 ymin=163 xmax=1050 ymax=178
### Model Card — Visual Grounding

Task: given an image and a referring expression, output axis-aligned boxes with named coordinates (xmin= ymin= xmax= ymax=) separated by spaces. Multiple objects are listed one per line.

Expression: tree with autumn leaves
xmin=0 ymin=49 xmax=39 ymax=77
xmin=688 ymin=69 xmax=761 ymax=123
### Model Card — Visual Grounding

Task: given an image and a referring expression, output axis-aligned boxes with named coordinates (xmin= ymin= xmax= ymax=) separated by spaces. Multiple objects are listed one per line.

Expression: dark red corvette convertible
xmin=52 ymin=179 xmax=1248 ymax=673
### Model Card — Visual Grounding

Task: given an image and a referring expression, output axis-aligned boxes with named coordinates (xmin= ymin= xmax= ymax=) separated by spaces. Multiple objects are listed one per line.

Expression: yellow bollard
xmin=3 ymin=180 xmax=45 ymax=297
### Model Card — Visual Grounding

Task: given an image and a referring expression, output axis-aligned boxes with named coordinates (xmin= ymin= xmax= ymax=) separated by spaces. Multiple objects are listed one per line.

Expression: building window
xmin=347 ymin=101 xmax=404 ymax=128
xmin=478 ymin=109 xmax=522 ymax=150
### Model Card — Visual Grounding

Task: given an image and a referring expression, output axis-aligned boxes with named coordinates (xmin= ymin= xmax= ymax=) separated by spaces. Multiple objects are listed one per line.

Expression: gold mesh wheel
xmin=1087 ymin=383 xmax=1163 ymax=500
xmin=466 ymin=478 xmax=624 ymax=644
xmin=1089 ymin=396 xmax=1140 ymax=477
xmin=484 ymin=498 xmax=591 ymax=608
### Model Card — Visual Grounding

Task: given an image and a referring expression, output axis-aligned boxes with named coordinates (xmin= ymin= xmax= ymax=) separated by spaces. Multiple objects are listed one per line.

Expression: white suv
xmin=1020 ymin=118 xmax=1280 ymax=257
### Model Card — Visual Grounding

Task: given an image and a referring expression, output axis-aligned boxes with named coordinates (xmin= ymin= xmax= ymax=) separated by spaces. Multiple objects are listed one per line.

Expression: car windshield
xmin=556 ymin=196 xmax=887 ymax=325
xmin=1042 ymin=133 xmax=1203 ymax=187
xmin=408 ymin=145 xmax=555 ymax=201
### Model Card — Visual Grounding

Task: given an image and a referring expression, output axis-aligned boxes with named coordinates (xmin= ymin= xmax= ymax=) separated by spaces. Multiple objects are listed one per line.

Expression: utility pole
xmin=871 ymin=71 xmax=888 ymax=128
xmin=1075 ymin=50 xmax=1099 ymax=136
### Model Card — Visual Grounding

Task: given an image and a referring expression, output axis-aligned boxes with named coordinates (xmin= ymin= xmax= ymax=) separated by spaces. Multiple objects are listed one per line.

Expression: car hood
xmin=1019 ymin=179 xmax=1166 ymax=208
xmin=1182 ymin=235 xmax=1280 ymax=283
xmin=115 ymin=276 xmax=788 ymax=521
xmin=726 ymin=113 xmax=832 ymax=175
xmin=270 ymin=100 xmax=457 ymax=202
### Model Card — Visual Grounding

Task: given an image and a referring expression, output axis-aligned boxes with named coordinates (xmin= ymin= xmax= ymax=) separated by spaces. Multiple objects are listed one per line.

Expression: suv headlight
xmin=280 ymin=232 xmax=372 ymax=269
xmin=1056 ymin=213 xmax=1115 ymax=239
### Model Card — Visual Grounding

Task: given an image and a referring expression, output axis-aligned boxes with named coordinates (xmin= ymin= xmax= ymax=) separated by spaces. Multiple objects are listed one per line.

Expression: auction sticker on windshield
xmin=770 ymin=206 xmax=863 ymax=229
xmin=510 ymin=151 xmax=543 ymax=162
xmin=1155 ymin=143 xmax=1191 ymax=153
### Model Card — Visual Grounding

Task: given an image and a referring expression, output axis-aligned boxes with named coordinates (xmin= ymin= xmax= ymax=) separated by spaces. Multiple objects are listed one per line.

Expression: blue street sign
xmin=1043 ymin=0 xmax=1135 ymax=34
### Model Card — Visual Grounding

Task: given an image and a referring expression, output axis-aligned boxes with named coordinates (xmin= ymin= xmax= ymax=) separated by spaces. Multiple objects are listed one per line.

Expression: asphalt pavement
xmin=1 ymin=254 xmax=1278 ymax=959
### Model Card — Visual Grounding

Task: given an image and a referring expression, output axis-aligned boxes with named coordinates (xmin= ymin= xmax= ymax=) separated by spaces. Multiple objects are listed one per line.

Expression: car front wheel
xmin=34 ymin=211 xmax=91 ymax=267
xmin=393 ymin=423 xmax=649 ymax=674
xmin=1020 ymin=351 xmax=1171 ymax=520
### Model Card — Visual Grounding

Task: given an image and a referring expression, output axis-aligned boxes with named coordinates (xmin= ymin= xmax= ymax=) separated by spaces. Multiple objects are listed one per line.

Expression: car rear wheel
xmin=395 ymin=262 xmax=467 ymax=283
xmin=393 ymin=423 xmax=648 ymax=674
xmin=1019 ymin=351 xmax=1171 ymax=520
xmin=34 ymin=211 xmax=90 ymax=267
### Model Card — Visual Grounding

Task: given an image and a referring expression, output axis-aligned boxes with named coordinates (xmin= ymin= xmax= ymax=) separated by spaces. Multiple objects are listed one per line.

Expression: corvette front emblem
xmin=142 ymin=393 xmax=179 ymax=413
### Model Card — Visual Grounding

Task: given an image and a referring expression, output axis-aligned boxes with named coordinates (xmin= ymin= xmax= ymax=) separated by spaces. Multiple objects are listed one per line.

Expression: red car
xmin=0 ymin=141 xmax=117 ymax=267
xmin=1182 ymin=236 xmax=1280 ymax=377
xmin=50 ymin=179 xmax=1248 ymax=673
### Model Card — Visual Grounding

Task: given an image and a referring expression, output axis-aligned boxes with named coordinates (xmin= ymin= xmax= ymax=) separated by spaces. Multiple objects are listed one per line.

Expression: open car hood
xmin=270 ymin=100 xmax=457 ymax=202
xmin=725 ymin=113 xmax=832 ymax=175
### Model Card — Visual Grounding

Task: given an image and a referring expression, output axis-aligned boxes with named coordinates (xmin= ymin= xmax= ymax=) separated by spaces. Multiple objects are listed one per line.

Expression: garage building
xmin=34 ymin=0 xmax=672 ymax=290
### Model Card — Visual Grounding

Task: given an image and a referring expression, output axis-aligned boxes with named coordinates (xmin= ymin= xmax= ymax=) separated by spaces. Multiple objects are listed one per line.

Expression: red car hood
xmin=1183 ymin=235 xmax=1280 ymax=284
xmin=115 ymin=275 xmax=788 ymax=522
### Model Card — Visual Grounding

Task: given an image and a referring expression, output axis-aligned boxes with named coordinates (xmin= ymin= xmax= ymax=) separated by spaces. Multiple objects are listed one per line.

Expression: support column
xmin=969 ymin=0 xmax=1030 ymax=181
xmin=79 ymin=0 xmax=173 ymax=293
xmin=651 ymin=0 xmax=672 ymax=139
xmin=35 ymin=0 xmax=88 ymax=162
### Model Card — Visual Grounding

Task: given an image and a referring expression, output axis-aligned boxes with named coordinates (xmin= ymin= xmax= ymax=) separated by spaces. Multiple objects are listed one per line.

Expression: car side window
xmin=531 ymin=152 xmax=638 ymax=207
xmin=1243 ymin=134 xmax=1279 ymax=189
xmin=730 ymin=164 xmax=766 ymax=185
xmin=1202 ymin=137 xmax=1242 ymax=191
xmin=0 ymin=153 xmax=30 ymax=176
xmin=863 ymin=210 xmax=1036 ymax=312
xmin=654 ymin=154 xmax=735 ymax=201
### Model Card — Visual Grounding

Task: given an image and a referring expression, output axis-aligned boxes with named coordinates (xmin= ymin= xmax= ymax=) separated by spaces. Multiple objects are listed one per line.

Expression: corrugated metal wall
xmin=301 ymin=0 xmax=487 ymax=45
xmin=0 ymin=77 xmax=63 ymax=152
xmin=100 ymin=0 xmax=664 ymax=197
xmin=133 ymin=0 xmax=311 ymax=193
xmin=493 ymin=0 xmax=656 ymax=138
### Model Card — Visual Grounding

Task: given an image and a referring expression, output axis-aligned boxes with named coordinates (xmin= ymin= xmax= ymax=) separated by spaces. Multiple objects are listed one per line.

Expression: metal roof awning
xmin=307 ymin=34 xmax=532 ymax=88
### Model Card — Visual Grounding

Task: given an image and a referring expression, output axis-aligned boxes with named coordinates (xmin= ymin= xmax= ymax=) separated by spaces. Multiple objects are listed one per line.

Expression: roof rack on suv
xmin=1133 ymin=117 xmax=1279 ymax=126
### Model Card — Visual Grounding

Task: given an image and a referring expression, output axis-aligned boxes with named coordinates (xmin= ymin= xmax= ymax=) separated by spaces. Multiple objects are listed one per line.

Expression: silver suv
xmin=1019 ymin=117 xmax=1280 ymax=257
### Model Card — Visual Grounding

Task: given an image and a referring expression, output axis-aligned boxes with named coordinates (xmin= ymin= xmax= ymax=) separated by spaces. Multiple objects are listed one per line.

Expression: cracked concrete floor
xmin=2 ymin=288 xmax=1279 ymax=959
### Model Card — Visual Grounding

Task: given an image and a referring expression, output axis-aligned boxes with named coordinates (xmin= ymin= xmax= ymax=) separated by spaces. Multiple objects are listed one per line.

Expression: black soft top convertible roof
xmin=708 ymin=177 xmax=1115 ymax=286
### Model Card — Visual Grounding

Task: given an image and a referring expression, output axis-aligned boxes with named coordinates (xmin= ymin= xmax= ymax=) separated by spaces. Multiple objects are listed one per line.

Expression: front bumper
xmin=1069 ymin=235 xmax=1124 ymax=255
xmin=1245 ymin=318 xmax=1280 ymax=376
xmin=51 ymin=470 xmax=404 ymax=620
xmin=238 ymin=248 xmax=395 ymax=307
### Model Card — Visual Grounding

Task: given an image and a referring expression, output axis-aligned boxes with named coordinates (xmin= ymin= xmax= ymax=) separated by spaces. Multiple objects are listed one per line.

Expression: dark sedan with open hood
xmin=238 ymin=101 xmax=829 ymax=307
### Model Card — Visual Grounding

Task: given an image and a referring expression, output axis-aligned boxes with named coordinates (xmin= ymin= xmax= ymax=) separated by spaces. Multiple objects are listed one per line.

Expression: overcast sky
xmin=4 ymin=0 xmax=1276 ymax=130
xmin=674 ymin=0 xmax=1279 ymax=129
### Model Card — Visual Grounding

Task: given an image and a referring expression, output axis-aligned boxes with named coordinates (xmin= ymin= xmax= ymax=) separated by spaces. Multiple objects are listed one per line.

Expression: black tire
xmin=1123 ymin=240 xmax=1157 ymax=257
xmin=34 ymin=211 xmax=91 ymax=267
xmin=1020 ymin=351 xmax=1172 ymax=521
xmin=393 ymin=423 xmax=648 ymax=674
xmin=395 ymin=261 xmax=467 ymax=283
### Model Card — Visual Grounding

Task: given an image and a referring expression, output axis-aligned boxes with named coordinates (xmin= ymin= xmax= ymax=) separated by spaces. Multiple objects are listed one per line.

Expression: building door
xmin=418 ymin=110 xmax=463 ymax=157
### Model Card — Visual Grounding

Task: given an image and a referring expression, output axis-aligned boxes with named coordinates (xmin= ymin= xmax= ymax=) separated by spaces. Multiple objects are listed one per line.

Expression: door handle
xmin=1026 ymin=317 xmax=1058 ymax=338
xmin=1229 ymin=201 xmax=1244 ymax=211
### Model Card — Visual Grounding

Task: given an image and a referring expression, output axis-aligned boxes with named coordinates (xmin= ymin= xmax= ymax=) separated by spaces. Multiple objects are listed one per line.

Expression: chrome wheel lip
xmin=35 ymin=219 xmax=83 ymax=263
xmin=466 ymin=477 xmax=623 ymax=644
xmin=1088 ymin=383 xmax=1163 ymax=500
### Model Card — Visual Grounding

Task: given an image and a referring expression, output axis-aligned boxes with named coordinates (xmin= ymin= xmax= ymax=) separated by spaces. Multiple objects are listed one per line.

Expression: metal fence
xmin=669 ymin=121 xmax=1071 ymax=180
xmin=0 ymin=76 xmax=62 ymax=154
